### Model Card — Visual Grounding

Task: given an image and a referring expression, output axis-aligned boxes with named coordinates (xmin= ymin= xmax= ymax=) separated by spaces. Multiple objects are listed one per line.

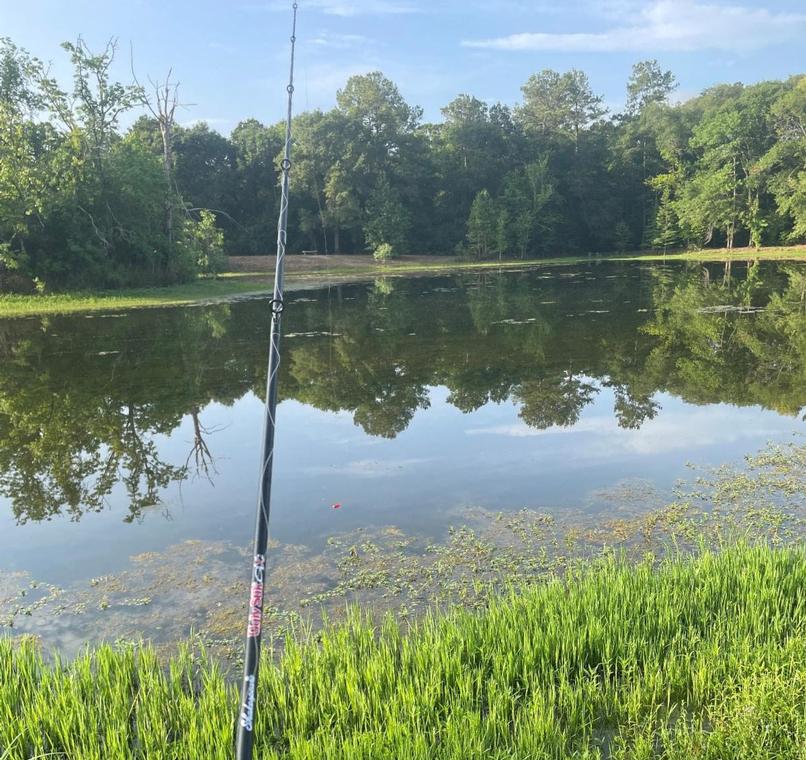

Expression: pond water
xmin=1 ymin=259 xmax=805 ymax=656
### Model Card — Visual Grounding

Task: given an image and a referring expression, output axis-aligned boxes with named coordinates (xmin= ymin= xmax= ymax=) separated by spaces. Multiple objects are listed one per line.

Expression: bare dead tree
xmin=131 ymin=56 xmax=185 ymax=250
xmin=185 ymin=407 xmax=219 ymax=483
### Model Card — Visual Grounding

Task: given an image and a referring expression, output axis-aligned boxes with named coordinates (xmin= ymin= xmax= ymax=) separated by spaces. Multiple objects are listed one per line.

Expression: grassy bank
xmin=2 ymin=543 xmax=804 ymax=759
xmin=0 ymin=278 xmax=272 ymax=318
xmin=619 ymin=244 xmax=806 ymax=263
xmin=1 ymin=245 xmax=804 ymax=318
xmin=0 ymin=258 xmax=578 ymax=318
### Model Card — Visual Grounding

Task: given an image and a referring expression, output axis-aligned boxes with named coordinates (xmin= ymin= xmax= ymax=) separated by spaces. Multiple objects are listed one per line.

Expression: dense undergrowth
xmin=2 ymin=542 xmax=804 ymax=759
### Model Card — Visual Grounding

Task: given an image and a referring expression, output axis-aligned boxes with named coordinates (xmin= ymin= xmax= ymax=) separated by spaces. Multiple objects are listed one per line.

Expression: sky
xmin=3 ymin=0 xmax=805 ymax=134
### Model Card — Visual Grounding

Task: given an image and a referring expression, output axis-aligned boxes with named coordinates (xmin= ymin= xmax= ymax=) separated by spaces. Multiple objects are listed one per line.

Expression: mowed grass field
xmin=2 ymin=543 xmax=804 ymax=759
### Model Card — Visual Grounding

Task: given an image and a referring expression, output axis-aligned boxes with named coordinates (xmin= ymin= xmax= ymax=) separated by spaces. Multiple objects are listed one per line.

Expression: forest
xmin=1 ymin=36 xmax=805 ymax=290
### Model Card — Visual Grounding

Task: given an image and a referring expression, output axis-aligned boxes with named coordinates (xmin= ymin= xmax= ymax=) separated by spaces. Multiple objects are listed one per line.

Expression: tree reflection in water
xmin=1 ymin=261 xmax=804 ymax=524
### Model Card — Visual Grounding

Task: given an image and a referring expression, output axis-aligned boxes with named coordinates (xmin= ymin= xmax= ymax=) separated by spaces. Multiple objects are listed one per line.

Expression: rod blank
xmin=235 ymin=4 xmax=298 ymax=759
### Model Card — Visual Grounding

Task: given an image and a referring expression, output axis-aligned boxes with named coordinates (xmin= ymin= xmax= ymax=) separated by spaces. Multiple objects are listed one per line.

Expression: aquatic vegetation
xmin=2 ymin=439 xmax=804 ymax=669
xmin=311 ymin=441 xmax=806 ymax=619
xmin=1 ymin=543 xmax=804 ymax=759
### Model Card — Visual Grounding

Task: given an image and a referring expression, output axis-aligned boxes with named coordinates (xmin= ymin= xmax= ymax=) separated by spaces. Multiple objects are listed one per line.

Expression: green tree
xmin=626 ymin=60 xmax=677 ymax=117
xmin=336 ymin=71 xmax=421 ymax=143
xmin=292 ymin=110 xmax=347 ymax=252
xmin=763 ymin=76 xmax=806 ymax=240
xmin=466 ymin=189 xmax=498 ymax=259
xmin=0 ymin=37 xmax=43 ymax=113
xmin=675 ymin=82 xmax=782 ymax=248
xmin=499 ymin=158 xmax=558 ymax=258
xmin=518 ymin=68 xmax=606 ymax=148
xmin=1 ymin=38 xmax=187 ymax=289
xmin=229 ymin=118 xmax=283 ymax=253
xmin=178 ymin=210 xmax=226 ymax=275
xmin=324 ymin=162 xmax=362 ymax=253
xmin=648 ymin=171 xmax=680 ymax=251
xmin=173 ymin=122 xmax=235 ymax=223
xmin=363 ymin=175 xmax=410 ymax=256
xmin=332 ymin=72 xmax=424 ymax=254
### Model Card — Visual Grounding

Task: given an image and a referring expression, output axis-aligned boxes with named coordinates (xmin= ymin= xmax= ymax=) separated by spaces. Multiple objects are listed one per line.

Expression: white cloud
xmin=466 ymin=405 xmax=790 ymax=457
xmin=179 ymin=117 xmax=232 ymax=128
xmin=310 ymin=0 xmax=418 ymax=15
xmin=298 ymin=61 xmax=378 ymax=101
xmin=306 ymin=458 xmax=428 ymax=477
xmin=462 ymin=0 xmax=568 ymax=13
xmin=310 ymin=32 xmax=373 ymax=49
xmin=246 ymin=0 xmax=419 ymax=16
xmin=462 ymin=1 xmax=806 ymax=53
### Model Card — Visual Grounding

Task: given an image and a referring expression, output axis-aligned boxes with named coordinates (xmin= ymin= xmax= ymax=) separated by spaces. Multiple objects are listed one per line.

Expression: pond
xmin=1 ymin=259 xmax=805 ymax=659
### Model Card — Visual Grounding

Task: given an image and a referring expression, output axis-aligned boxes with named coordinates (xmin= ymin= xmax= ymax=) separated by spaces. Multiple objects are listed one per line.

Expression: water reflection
xmin=0 ymin=305 xmax=248 ymax=523
xmin=0 ymin=260 xmax=804 ymax=528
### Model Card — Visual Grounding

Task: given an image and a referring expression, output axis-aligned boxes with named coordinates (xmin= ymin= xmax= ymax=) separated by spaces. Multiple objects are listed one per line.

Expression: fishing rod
xmin=235 ymin=4 xmax=298 ymax=758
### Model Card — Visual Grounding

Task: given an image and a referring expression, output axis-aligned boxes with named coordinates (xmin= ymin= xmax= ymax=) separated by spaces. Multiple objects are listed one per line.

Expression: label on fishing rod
xmin=246 ymin=554 xmax=266 ymax=638
xmin=240 ymin=675 xmax=256 ymax=731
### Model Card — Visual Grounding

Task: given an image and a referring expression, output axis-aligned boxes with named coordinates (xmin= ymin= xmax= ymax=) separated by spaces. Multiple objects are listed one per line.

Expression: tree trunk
xmin=160 ymin=120 xmax=174 ymax=252
xmin=313 ymin=178 xmax=328 ymax=255
xmin=641 ymin=139 xmax=647 ymax=246
xmin=729 ymin=157 xmax=737 ymax=250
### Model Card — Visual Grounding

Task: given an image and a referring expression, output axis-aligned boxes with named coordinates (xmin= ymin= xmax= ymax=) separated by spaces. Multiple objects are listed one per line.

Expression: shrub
xmin=178 ymin=210 xmax=226 ymax=276
xmin=373 ymin=242 xmax=396 ymax=262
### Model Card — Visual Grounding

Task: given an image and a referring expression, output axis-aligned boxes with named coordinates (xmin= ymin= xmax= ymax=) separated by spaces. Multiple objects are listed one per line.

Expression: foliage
xmin=518 ymin=68 xmax=606 ymax=141
xmin=466 ymin=189 xmax=498 ymax=259
xmin=178 ymin=210 xmax=227 ymax=275
xmin=2 ymin=35 xmax=806 ymax=290
xmin=613 ymin=220 xmax=632 ymax=252
xmin=498 ymin=158 xmax=558 ymax=258
xmin=1 ymin=544 xmax=805 ymax=758
xmin=626 ymin=59 xmax=677 ymax=116
xmin=363 ymin=175 xmax=410 ymax=256
xmin=373 ymin=242 xmax=395 ymax=262
xmin=0 ymin=38 xmax=192 ymax=289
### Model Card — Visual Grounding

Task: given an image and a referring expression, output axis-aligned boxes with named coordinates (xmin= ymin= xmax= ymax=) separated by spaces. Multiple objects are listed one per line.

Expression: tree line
xmin=1 ymin=37 xmax=805 ymax=290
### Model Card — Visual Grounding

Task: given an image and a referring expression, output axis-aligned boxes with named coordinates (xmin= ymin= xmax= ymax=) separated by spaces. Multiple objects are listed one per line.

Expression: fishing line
xmin=235 ymin=4 xmax=298 ymax=759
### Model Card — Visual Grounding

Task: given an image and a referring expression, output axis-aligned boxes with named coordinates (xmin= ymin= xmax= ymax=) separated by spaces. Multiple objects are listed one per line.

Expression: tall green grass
xmin=2 ymin=544 xmax=804 ymax=759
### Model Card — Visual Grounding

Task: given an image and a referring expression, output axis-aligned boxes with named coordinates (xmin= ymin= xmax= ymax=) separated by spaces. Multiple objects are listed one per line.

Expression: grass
xmin=2 ymin=542 xmax=804 ymax=759
xmin=0 ymin=278 xmax=270 ymax=318
xmin=1 ymin=244 xmax=804 ymax=318
xmin=617 ymin=244 xmax=806 ymax=264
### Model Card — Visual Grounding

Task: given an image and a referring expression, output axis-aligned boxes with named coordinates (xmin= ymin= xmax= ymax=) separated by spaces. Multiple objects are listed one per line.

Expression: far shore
xmin=1 ymin=245 xmax=804 ymax=318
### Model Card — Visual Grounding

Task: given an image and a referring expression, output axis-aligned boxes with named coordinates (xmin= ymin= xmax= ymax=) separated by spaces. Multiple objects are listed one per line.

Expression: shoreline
xmin=1 ymin=245 xmax=805 ymax=318
xmin=3 ymin=437 xmax=804 ymax=756
xmin=3 ymin=542 xmax=804 ymax=758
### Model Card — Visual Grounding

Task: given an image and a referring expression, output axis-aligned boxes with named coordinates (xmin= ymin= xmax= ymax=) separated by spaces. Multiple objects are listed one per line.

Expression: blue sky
xmin=3 ymin=0 xmax=805 ymax=133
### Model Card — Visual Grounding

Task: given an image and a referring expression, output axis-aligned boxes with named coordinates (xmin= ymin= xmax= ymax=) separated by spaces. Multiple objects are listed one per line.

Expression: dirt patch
xmin=228 ymin=254 xmax=460 ymax=275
